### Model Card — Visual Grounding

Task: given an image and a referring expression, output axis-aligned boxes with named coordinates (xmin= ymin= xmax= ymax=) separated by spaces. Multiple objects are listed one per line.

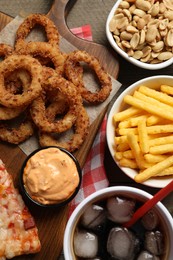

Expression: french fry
xmin=134 ymin=90 xmax=173 ymax=112
xmin=134 ymin=155 xmax=173 ymax=183
xmin=138 ymin=85 xmax=173 ymax=107
xmin=161 ymin=85 xmax=173 ymax=96
xmin=119 ymin=127 xmax=138 ymax=136
xmin=115 ymin=135 xmax=128 ymax=144
xmin=150 ymin=144 xmax=173 ymax=155
xmin=127 ymin=133 xmax=150 ymax=169
xmin=156 ymin=166 xmax=173 ymax=176
xmin=114 ymin=152 xmax=123 ymax=160
xmin=123 ymin=150 xmax=134 ymax=159
xmin=149 ymin=135 xmax=173 ymax=146
xmin=113 ymin=106 xmax=141 ymax=122
xmin=124 ymin=95 xmax=173 ymax=121
xmin=147 ymin=124 xmax=173 ymax=135
xmin=117 ymin=142 xmax=130 ymax=152
xmin=119 ymin=158 xmax=138 ymax=169
xmin=138 ymin=118 xmax=149 ymax=154
xmin=144 ymin=154 xmax=168 ymax=163
xmin=118 ymin=120 xmax=131 ymax=129
xmin=130 ymin=114 xmax=148 ymax=127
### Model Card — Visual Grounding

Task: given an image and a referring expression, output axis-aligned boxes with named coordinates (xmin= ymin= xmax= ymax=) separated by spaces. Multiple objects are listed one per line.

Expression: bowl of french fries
xmin=107 ymin=75 xmax=173 ymax=188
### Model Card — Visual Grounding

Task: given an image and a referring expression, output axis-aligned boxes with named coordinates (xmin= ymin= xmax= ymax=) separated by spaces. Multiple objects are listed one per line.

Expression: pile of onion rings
xmin=0 ymin=14 xmax=112 ymax=152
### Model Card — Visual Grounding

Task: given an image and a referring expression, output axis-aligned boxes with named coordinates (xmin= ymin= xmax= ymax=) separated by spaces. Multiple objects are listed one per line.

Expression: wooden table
xmin=0 ymin=1 xmax=172 ymax=259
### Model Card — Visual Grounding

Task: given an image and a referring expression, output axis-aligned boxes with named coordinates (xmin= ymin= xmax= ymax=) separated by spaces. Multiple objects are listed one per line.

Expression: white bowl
xmin=106 ymin=0 xmax=173 ymax=70
xmin=106 ymin=75 xmax=173 ymax=188
xmin=63 ymin=186 xmax=173 ymax=260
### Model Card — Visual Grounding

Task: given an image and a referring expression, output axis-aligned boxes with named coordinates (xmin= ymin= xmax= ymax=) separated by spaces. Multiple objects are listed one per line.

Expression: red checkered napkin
xmin=69 ymin=116 xmax=109 ymax=216
xmin=70 ymin=24 xmax=93 ymax=41
xmin=68 ymin=25 xmax=109 ymax=216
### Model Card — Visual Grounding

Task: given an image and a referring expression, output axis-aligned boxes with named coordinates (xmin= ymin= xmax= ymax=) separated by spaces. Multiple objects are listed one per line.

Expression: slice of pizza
xmin=0 ymin=159 xmax=41 ymax=259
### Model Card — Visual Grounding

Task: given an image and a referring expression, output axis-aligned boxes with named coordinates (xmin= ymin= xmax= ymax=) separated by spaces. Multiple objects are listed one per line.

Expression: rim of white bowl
xmin=106 ymin=75 xmax=173 ymax=188
xmin=63 ymin=186 xmax=173 ymax=260
xmin=106 ymin=0 xmax=173 ymax=70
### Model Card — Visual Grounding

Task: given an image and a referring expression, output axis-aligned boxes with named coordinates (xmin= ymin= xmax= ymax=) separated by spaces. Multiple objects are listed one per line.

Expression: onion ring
xmin=64 ymin=50 xmax=112 ymax=103
xmin=0 ymin=69 xmax=31 ymax=120
xmin=17 ymin=42 xmax=66 ymax=75
xmin=39 ymin=104 xmax=90 ymax=152
xmin=0 ymin=116 xmax=34 ymax=144
xmin=0 ymin=43 xmax=13 ymax=59
xmin=0 ymin=54 xmax=42 ymax=108
xmin=15 ymin=14 xmax=59 ymax=52
xmin=30 ymin=76 xmax=82 ymax=133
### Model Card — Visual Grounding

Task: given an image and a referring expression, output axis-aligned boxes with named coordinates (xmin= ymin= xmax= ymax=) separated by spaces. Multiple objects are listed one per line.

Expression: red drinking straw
xmin=123 ymin=180 xmax=173 ymax=228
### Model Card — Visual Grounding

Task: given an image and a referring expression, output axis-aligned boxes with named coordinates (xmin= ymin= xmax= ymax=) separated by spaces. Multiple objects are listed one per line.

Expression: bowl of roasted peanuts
xmin=106 ymin=0 xmax=173 ymax=70
xmin=106 ymin=75 xmax=173 ymax=188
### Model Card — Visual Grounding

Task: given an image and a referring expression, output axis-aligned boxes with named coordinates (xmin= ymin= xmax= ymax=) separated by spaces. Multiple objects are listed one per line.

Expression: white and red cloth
xmin=69 ymin=25 xmax=109 ymax=216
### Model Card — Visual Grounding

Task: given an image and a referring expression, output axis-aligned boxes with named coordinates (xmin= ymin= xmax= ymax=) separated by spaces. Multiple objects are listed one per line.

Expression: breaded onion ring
xmin=0 ymin=69 xmax=30 ymax=120
xmin=0 ymin=118 xmax=34 ymax=144
xmin=39 ymin=104 xmax=90 ymax=152
xmin=0 ymin=43 xmax=13 ymax=59
xmin=15 ymin=14 xmax=59 ymax=51
xmin=30 ymin=76 xmax=82 ymax=133
xmin=64 ymin=50 xmax=112 ymax=103
xmin=0 ymin=54 xmax=42 ymax=107
xmin=17 ymin=42 xmax=65 ymax=75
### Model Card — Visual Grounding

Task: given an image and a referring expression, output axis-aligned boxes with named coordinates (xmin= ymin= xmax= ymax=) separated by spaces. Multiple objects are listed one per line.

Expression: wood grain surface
xmin=0 ymin=0 xmax=119 ymax=259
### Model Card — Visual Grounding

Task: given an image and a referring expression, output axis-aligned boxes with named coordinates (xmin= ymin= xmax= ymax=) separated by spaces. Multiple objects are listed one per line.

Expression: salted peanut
xmin=160 ymin=28 xmax=168 ymax=37
xmin=150 ymin=58 xmax=162 ymax=64
xmin=117 ymin=17 xmax=129 ymax=30
xmin=164 ymin=10 xmax=173 ymax=20
xmin=133 ymin=8 xmax=146 ymax=17
xmin=127 ymin=48 xmax=134 ymax=56
xmin=141 ymin=53 xmax=151 ymax=62
xmin=120 ymin=31 xmax=133 ymax=41
xmin=139 ymin=29 xmax=146 ymax=45
xmin=136 ymin=0 xmax=151 ymax=12
xmin=142 ymin=14 xmax=152 ymax=24
xmin=126 ymin=25 xmax=138 ymax=33
xmin=159 ymin=19 xmax=169 ymax=30
xmin=137 ymin=18 xmax=146 ymax=30
xmin=130 ymin=33 xmax=140 ymax=49
xmin=133 ymin=50 xmax=143 ymax=59
xmin=109 ymin=19 xmax=118 ymax=32
xmin=151 ymin=51 xmax=160 ymax=58
xmin=148 ymin=2 xmax=160 ymax=16
xmin=159 ymin=2 xmax=166 ymax=13
xmin=142 ymin=46 xmax=151 ymax=57
xmin=168 ymin=20 xmax=173 ymax=29
xmin=157 ymin=51 xmax=173 ymax=61
xmin=114 ymin=35 xmax=120 ymax=43
xmin=165 ymin=28 xmax=173 ymax=47
xmin=119 ymin=1 xmax=130 ymax=9
xmin=163 ymin=0 xmax=173 ymax=10
xmin=122 ymin=40 xmax=131 ymax=48
xmin=146 ymin=26 xmax=158 ymax=42
xmin=129 ymin=4 xmax=136 ymax=14
xmin=113 ymin=28 xmax=120 ymax=36
xmin=152 ymin=41 xmax=164 ymax=52
xmin=122 ymin=9 xmax=132 ymax=21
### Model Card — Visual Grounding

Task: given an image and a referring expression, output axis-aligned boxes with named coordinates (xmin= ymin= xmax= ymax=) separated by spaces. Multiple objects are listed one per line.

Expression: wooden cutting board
xmin=0 ymin=0 xmax=119 ymax=259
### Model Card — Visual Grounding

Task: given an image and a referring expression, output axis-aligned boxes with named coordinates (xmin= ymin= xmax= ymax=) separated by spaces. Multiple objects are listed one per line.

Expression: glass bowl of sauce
xmin=20 ymin=146 xmax=82 ymax=208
